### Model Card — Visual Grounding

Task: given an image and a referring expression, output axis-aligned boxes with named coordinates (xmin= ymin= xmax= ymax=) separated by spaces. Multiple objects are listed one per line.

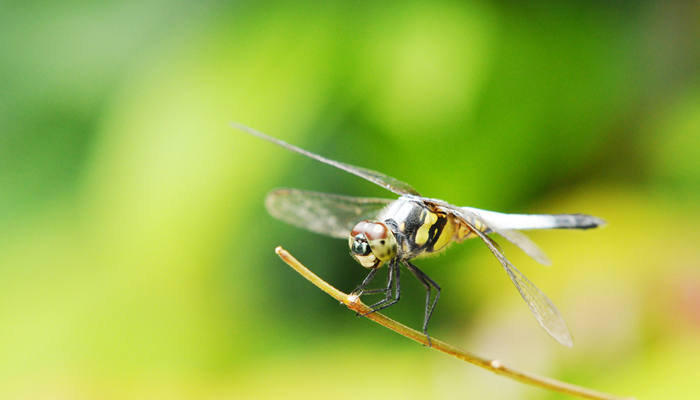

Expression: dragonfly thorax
xmin=349 ymin=221 xmax=398 ymax=269
xmin=378 ymin=197 xmax=461 ymax=260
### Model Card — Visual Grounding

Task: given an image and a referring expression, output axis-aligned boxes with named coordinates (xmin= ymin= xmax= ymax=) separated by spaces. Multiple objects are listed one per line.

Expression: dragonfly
xmin=233 ymin=122 xmax=605 ymax=347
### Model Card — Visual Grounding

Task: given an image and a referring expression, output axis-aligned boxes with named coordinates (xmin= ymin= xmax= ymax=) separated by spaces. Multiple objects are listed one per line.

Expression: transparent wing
xmin=496 ymin=229 xmax=552 ymax=266
xmin=232 ymin=122 xmax=420 ymax=196
xmin=437 ymin=203 xmax=573 ymax=346
xmin=265 ymin=188 xmax=393 ymax=239
xmin=430 ymin=200 xmax=551 ymax=266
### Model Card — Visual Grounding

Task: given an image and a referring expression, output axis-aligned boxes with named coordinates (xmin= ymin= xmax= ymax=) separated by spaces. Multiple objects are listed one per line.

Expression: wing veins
xmin=265 ymin=188 xmax=392 ymax=239
xmin=441 ymin=202 xmax=552 ymax=266
xmin=232 ymin=122 xmax=420 ymax=196
xmin=454 ymin=214 xmax=573 ymax=347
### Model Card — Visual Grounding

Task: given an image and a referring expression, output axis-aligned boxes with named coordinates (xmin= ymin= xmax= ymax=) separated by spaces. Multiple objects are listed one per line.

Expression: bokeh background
xmin=1 ymin=1 xmax=699 ymax=399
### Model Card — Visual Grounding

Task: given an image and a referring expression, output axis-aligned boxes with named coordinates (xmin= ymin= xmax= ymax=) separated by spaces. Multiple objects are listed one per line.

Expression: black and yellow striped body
xmin=379 ymin=198 xmax=487 ymax=259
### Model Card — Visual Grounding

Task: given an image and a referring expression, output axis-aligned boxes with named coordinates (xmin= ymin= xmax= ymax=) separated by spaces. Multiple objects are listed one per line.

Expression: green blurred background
xmin=1 ymin=1 xmax=699 ymax=399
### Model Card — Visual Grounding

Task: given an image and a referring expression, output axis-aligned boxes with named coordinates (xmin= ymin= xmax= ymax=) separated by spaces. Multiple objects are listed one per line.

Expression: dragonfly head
xmin=349 ymin=220 xmax=398 ymax=268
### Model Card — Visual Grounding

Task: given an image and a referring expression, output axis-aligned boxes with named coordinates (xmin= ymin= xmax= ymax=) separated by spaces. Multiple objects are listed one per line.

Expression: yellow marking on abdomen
xmin=454 ymin=216 xmax=480 ymax=242
xmin=414 ymin=210 xmax=438 ymax=246
xmin=431 ymin=217 xmax=454 ymax=252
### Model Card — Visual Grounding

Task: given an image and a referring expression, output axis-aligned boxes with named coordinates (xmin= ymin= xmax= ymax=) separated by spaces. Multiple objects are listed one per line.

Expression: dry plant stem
xmin=275 ymin=246 xmax=633 ymax=400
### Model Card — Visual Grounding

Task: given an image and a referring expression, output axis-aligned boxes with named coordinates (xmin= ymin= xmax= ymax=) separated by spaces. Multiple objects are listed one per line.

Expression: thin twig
xmin=274 ymin=246 xmax=633 ymax=400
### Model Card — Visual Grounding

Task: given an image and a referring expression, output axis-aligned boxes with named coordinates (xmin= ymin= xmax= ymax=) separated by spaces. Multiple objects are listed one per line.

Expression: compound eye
xmin=351 ymin=235 xmax=371 ymax=256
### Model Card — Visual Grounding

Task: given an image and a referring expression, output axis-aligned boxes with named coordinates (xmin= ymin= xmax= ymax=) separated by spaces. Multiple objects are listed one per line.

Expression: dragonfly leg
xmin=363 ymin=260 xmax=401 ymax=315
xmin=405 ymin=261 xmax=441 ymax=346
xmin=360 ymin=288 xmax=391 ymax=295
xmin=351 ymin=268 xmax=379 ymax=296
xmin=365 ymin=262 xmax=395 ymax=304
xmin=351 ymin=266 xmax=391 ymax=317
xmin=360 ymin=271 xmax=394 ymax=296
